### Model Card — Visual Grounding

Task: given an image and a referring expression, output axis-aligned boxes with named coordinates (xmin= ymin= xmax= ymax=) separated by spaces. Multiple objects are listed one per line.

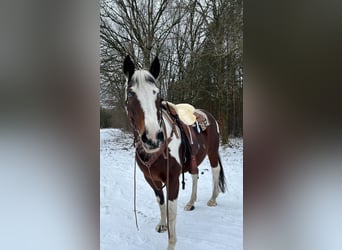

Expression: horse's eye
xmin=127 ymin=90 xmax=134 ymax=98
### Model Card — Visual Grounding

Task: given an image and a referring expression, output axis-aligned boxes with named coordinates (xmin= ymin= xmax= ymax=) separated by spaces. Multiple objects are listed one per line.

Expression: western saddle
xmin=162 ymin=101 xmax=210 ymax=174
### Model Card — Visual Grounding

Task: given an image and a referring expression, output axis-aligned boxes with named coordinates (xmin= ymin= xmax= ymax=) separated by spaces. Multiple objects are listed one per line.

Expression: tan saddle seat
xmin=162 ymin=101 xmax=210 ymax=130
xmin=172 ymin=103 xmax=196 ymax=125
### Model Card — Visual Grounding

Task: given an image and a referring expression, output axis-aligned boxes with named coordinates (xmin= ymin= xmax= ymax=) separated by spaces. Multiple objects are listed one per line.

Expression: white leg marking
xmin=156 ymin=197 xmax=167 ymax=233
xmin=167 ymin=199 xmax=177 ymax=250
xmin=207 ymin=165 xmax=220 ymax=207
xmin=184 ymin=174 xmax=198 ymax=211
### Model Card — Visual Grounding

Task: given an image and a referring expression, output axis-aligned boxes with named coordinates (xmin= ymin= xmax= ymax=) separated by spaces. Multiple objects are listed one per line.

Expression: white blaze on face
xmin=131 ymin=70 xmax=160 ymax=139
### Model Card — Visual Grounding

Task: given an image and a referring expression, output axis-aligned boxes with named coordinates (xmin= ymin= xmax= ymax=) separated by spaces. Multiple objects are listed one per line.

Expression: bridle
xmin=130 ymin=96 xmax=171 ymax=170
xmin=125 ymin=83 xmax=165 ymax=148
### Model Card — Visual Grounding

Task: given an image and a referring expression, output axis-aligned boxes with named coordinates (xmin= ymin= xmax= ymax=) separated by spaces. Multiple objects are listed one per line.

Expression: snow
xmin=100 ymin=128 xmax=243 ymax=250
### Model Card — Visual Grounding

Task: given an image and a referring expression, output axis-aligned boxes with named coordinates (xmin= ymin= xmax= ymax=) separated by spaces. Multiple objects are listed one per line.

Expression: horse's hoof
xmin=155 ymin=224 xmax=167 ymax=233
xmin=184 ymin=204 xmax=195 ymax=211
xmin=207 ymin=200 xmax=217 ymax=207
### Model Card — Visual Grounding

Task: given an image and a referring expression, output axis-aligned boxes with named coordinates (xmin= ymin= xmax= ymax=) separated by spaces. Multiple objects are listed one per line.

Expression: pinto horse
xmin=123 ymin=55 xmax=226 ymax=250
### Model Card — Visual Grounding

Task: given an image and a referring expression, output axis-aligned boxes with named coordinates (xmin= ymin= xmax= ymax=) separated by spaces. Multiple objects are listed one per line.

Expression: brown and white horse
xmin=123 ymin=55 xmax=226 ymax=250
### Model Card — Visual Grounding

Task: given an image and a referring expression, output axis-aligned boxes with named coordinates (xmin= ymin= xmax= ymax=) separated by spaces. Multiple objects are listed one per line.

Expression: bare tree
xmin=100 ymin=0 xmax=243 ymax=140
xmin=100 ymin=0 xmax=187 ymax=106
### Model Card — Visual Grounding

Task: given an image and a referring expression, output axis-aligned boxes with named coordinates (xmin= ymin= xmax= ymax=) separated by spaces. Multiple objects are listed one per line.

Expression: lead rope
xmin=132 ymin=111 xmax=171 ymax=237
xmin=161 ymin=117 xmax=171 ymax=240
xmin=133 ymin=157 xmax=139 ymax=231
xmin=167 ymin=141 xmax=170 ymax=239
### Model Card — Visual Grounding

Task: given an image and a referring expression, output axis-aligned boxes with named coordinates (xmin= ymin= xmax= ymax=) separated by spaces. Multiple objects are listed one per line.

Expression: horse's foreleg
xmin=166 ymin=176 xmax=179 ymax=250
xmin=207 ymin=165 xmax=220 ymax=206
xmin=154 ymin=189 xmax=168 ymax=233
xmin=167 ymin=199 xmax=177 ymax=250
xmin=184 ymin=174 xmax=198 ymax=211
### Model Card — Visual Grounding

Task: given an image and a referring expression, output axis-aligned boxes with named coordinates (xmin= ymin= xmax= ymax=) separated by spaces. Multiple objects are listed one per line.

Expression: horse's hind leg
xmin=184 ymin=173 xmax=198 ymax=211
xmin=207 ymin=151 xmax=221 ymax=207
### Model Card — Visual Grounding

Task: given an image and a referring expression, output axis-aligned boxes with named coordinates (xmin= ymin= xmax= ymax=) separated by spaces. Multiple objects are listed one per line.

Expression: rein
xmin=133 ymin=157 xmax=139 ymax=230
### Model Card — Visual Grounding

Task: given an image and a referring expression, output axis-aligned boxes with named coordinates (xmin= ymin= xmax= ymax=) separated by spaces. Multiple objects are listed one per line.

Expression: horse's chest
xmin=167 ymin=136 xmax=181 ymax=166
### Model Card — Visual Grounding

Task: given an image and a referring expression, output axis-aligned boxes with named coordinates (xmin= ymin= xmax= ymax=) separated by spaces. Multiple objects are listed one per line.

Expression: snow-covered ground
xmin=100 ymin=129 xmax=242 ymax=250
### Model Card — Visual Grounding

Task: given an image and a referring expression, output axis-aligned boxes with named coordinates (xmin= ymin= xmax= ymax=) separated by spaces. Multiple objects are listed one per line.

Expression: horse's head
xmin=123 ymin=55 xmax=164 ymax=153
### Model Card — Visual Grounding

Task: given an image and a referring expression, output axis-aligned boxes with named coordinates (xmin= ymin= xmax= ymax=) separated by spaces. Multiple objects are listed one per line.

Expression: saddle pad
xmin=194 ymin=109 xmax=210 ymax=130
xmin=194 ymin=109 xmax=209 ymax=124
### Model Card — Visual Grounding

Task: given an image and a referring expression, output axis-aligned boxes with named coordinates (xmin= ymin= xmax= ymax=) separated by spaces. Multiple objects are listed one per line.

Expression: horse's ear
xmin=123 ymin=55 xmax=135 ymax=79
xmin=149 ymin=56 xmax=160 ymax=79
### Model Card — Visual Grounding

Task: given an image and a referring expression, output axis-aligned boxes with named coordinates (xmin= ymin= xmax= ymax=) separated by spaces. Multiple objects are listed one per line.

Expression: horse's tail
xmin=218 ymin=155 xmax=227 ymax=193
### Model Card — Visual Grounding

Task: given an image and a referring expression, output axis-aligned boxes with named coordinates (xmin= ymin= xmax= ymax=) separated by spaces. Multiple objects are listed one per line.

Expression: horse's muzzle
xmin=141 ymin=130 xmax=164 ymax=152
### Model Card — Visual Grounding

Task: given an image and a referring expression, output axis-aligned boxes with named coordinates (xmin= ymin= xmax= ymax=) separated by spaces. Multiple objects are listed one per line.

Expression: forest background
xmin=100 ymin=0 xmax=243 ymax=143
